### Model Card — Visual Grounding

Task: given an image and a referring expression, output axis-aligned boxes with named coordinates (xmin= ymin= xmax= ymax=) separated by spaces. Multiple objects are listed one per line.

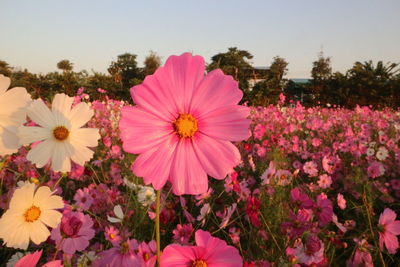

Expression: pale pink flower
xmin=119 ymin=53 xmax=251 ymax=195
xmin=378 ymin=208 xmax=400 ymax=254
xmin=160 ymin=230 xmax=242 ymax=267
xmin=367 ymin=161 xmax=385 ymax=178
xmin=337 ymin=193 xmax=346 ymax=210
xmin=317 ymin=174 xmax=332 ymax=189
xmin=303 ymin=161 xmax=318 ymax=177
xmin=295 ymin=235 xmax=324 ymax=265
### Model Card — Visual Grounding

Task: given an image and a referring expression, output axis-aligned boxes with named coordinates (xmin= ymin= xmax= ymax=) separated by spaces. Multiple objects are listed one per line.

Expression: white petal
xmin=27 ymin=99 xmax=56 ymax=129
xmin=107 ymin=216 xmax=122 ymax=223
xmin=0 ymin=87 xmax=31 ymax=126
xmin=26 ymin=139 xmax=55 ymax=168
xmin=28 ymin=220 xmax=50 ymax=245
xmin=51 ymin=93 xmax=74 ymax=127
xmin=9 ymin=182 xmax=35 ymax=211
xmin=51 ymin=141 xmax=72 ymax=172
xmin=70 ymin=128 xmax=100 ymax=147
xmin=33 ymin=186 xmax=64 ymax=211
xmin=39 ymin=209 xmax=62 ymax=228
xmin=113 ymin=205 xmax=124 ymax=219
xmin=17 ymin=126 xmax=52 ymax=145
xmin=70 ymin=142 xmax=94 ymax=166
xmin=0 ymin=126 xmax=19 ymax=156
xmin=0 ymin=74 xmax=10 ymax=94
xmin=69 ymin=102 xmax=94 ymax=129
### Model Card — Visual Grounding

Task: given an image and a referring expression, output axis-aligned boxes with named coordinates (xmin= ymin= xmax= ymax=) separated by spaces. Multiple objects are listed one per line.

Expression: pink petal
xmin=119 ymin=106 xmax=173 ymax=154
xmin=195 ymin=230 xmax=242 ymax=267
xmin=131 ymin=53 xmax=205 ymax=118
xmin=62 ymin=238 xmax=77 ymax=254
xmin=379 ymin=208 xmax=397 ymax=225
xmin=383 ymin=232 xmax=399 ymax=254
xmin=170 ymin=139 xmax=208 ymax=195
xmin=387 ymin=221 xmax=400 ymax=235
xmin=133 ymin=134 xmax=178 ymax=190
xmin=43 ymin=260 xmax=63 ymax=267
xmin=160 ymin=244 xmax=195 ymax=267
xmin=189 ymin=69 xmax=243 ymax=116
xmin=15 ymin=250 xmax=42 ymax=267
xmin=163 ymin=53 xmax=205 ymax=113
xmin=192 ymin=133 xmax=241 ymax=179
xmin=198 ymin=105 xmax=251 ymax=141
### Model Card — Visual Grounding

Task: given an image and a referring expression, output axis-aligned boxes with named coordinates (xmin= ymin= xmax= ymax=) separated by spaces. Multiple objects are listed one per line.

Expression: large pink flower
xmin=160 ymin=229 xmax=242 ymax=267
xmin=378 ymin=208 xmax=400 ymax=254
xmin=119 ymin=53 xmax=250 ymax=195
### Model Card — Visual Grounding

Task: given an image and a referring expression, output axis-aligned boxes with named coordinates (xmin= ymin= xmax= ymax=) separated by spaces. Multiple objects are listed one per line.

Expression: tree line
xmin=1 ymin=48 xmax=399 ymax=108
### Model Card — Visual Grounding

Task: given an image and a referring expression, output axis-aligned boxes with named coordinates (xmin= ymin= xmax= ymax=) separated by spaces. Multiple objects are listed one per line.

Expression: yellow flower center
xmin=109 ymin=233 xmax=116 ymax=240
xmin=24 ymin=206 xmax=41 ymax=222
xmin=53 ymin=126 xmax=69 ymax=141
xmin=192 ymin=260 xmax=207 ymax=267
xmin=173 ymin=114 xmax=198 ymax=138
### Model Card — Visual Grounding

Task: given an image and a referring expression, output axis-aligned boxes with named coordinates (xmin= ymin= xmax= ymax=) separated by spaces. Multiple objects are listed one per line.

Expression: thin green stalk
xmin=156 ymin=189 xmax=161 ymax=266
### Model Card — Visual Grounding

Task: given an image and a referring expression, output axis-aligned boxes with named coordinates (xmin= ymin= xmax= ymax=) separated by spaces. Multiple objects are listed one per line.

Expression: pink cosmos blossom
xmin=137 ymin=240 xmax=157 ymax=267
xmin=290 ymin=188 xmax=313 ymax=209
xmin=303 ymin=161 xmax=318 ymax=177
xmin=92 ymin=239 xmax=141 ymax=267
xmin=367 ymin=161 xmax=385 ymax=178
xmin=317 ymin=174 xmax=332 ymax=189
xmin=346 ymin=239 xmax=373 ymax=267
xmin=105 ymin=226 xmax=122 ymax=245
xmin=295 ymin=235 xmax=324 ymax=265
xmin=119 ymin=53 xmax=251 ymax=195
xmin=378 ymin=208 xmax=400 ymax=254
xmin=246 ymin=196 xmax=261 ymax=227
xmin=173 ymin=223 xmax=194 ymax=245
xmin=73 ymin=187 xmax=93 ymax=210
xmin=51 ymin=211 xmax=95 ymax=254
xmin=314 ymin=194 xmax=333 ymax=226
xmin=160 ymin=230 xmax=243 ymax=267
xmin=337 ymin=193 xmax=346 ymax=210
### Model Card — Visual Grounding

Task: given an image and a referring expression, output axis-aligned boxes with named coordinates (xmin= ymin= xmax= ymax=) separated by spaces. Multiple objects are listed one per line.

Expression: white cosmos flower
xmin=137 ymin=185 xmax=156 ymax=206
xmin=0 ymin=75 xmax=31 ymax=156
xmin=0 ymin=182 xmax=64 ymax=250
xmin=107 ymin=205 xmax=124 ymax=223
xmin=17 ymin=93 xmax=100 ymax=172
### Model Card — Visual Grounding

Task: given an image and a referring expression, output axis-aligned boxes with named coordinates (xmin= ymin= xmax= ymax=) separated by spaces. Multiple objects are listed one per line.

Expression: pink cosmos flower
xmin=92 ymin=239 xmax=140 ymax=267
xmin=337 ymin=193 xmax=346 ymax=210
xmin=105 ymin=226 xmax=122 ymax=245
xmin=137 ymin=240 xmax=157 ymax=267
xmin=314 ymin=194 xmax=333 ymax=226
xmin=303 ymin=161 xmax=318 ymax=177
xmin=73 ymin=187 xmax=93 ymax=210
xmin=367 ymin=161 xmax=385 ymax=178
xmin=160 ymin=230 xmax=242 ymax=267
xmin=290 ymin=188 xmax=313 ymax=209
xmin=173 ymin=223 xmax=194 ymax=245
xmin=51 ymin=211 xmax=95 ymax=254
xmin=378 ymin=208 xmax=400 ymax=254
xmin=295 ymin=235 xmax=324 ymax=265
xmin=317 ymin=174 xmax=332 ymax=189
xmin=119 ymin=53 xmax=251 ymax=195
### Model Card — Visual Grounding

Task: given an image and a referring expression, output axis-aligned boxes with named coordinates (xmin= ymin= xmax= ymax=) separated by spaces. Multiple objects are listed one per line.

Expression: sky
xmin=1 ymin=0 xmax=399 ymax=78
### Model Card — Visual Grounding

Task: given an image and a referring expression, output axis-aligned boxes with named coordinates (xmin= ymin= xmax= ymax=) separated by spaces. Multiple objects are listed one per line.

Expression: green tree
xmin=108 ymin=53 xmax=141 ymax=98
xmin=310 ymin=52 xmax=332 ymax=103
xmin=207 ymin=47 xmax=254 ymax=93
xmin=142 ymin=51 xmax=161 ymax=77
xmin=0 ymin=60 xmax=12 ymax=77
xmin=57 ymin=60 xmax=73 ymax=72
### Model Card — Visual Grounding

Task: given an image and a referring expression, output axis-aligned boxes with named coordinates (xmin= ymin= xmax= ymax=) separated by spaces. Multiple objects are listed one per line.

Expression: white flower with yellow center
xmin=0 ymin=182 xmax=64 ymax=249
xmin=0 ymin=75 xmax=31 ymax=156
xmin=17 ymin=93 xmax=100 ymax=172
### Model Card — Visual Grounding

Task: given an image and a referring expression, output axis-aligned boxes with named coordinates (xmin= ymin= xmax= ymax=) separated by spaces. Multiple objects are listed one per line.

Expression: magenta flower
xmin=51 ymin=211 xmax=95 ymax=254
xmin=119 ymin=53 xmax=251 ymax=195
xmin=378 ymin=208 xmax=400 ymax=254
xmin=161 ymin=230 xmax=242 ymax=267
xmin=290 ymin=188 xmax=313 ymax=209
xmin=14 ymin=250 xmax=63 ymax=267
xmin=173 ymin=223 xmax=194 ymax=245
xmin=314 ymin=194 xmax=333 ymax=226
xmin=295 ymin=235 xmax=325 ymax=265
xmin=92 ymin=239 xmax=140 ymax=267
xmin=73 ymin=187 xmax=93 ymax=210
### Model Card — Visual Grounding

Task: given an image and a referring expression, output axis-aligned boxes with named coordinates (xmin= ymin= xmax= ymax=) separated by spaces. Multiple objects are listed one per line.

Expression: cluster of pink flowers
xmin=1 ymin=54 xmax=400 ymax=266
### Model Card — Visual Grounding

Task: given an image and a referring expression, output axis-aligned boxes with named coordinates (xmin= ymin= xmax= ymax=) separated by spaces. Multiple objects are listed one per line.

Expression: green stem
xmin=156 ymin=189 xmax=161 ymax=266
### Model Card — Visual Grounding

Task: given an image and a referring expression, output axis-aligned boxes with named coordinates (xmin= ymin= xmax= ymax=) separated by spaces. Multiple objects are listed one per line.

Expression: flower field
xmin=0 ymin=54 xmax=400 ymax=267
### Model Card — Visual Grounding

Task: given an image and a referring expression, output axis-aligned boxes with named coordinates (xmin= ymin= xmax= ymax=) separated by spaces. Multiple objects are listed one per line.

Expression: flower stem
xmin=156 ymin=189 xmax=161 ymax=266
